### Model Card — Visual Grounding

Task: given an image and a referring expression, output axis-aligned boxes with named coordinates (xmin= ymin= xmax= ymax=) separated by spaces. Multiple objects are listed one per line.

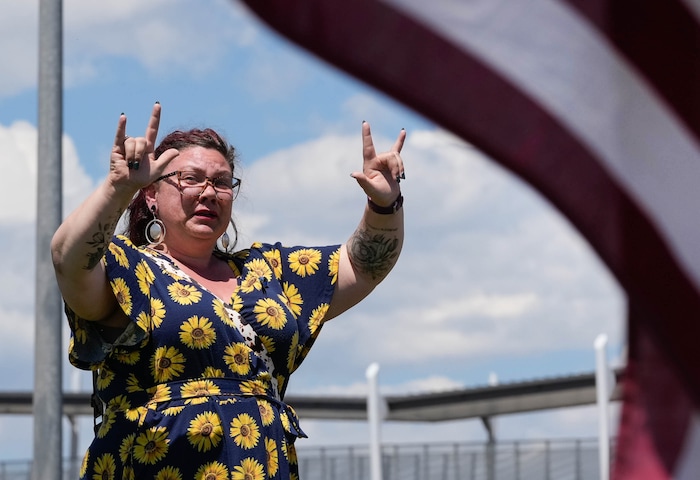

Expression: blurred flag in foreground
xmin=238 ymin=0 xmax=700 ymax=477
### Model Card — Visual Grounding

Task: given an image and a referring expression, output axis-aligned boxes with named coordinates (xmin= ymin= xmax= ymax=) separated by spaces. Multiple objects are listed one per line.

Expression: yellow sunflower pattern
xmin=195 ymin=461 xmax=229 ymax=480
xmin=256 ymin=398 xmax=276 ymax=426
xmin=187 ymin=411 xmax=223 ymax=452
xmin=109 ymin=243 xmax=129 ymax=268
xmin=263 ymin=248 xmax=282 ymax=279
xmin=167 ymin=282 xmax=202 ymax=305
xmin=135 ymin=260 xmax=155 ymax=295
xmin=230 ymin=413 xmax=261 ymax=449
xmin=328 ymin=249 xmax=340 ymax=285
xmin=232 ymin=457 xmax=265 ymax=480
xmin=93 ymin=453 xmax=117 ymax=480
xmin=253 ymin=298 xmax=287 ymax=330
xmin=133 ymin=426 xmax=170 ymax=465
xmin=223 ymin=342 xmax=253 ymax=375
xmin=151 ymin=346 xmax=186 ymax=383
xmin=265 ymin=437 xmax=280 ymax=477
xmin=288 ymin=248 xmax=322 ymax=277
xmin=155 ymin=465 xmax=183 ymax=480
xmin=179 ymin=315 xmax=217 ymax=349
xmin=181 ymin=379 xmax=221 ymax=405
xmin=67 ymin=235 xmax=341 ymax=479
xmin=280 ymin=282 xmax=303 ymax=318
xmin=111 ymin=277 xmax=133 ymax=316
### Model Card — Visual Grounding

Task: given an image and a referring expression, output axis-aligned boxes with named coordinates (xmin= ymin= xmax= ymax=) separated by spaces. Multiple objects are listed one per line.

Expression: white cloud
xmin=0 ymin=122 xmax=95 ymax=225
xmin=0 ymin=0 xmax=257 ymax=97
xmin=64 ymin=0 xmax=255 ymax=83
xmin=297 ymin=374 xmax=465 ymax=398
xmin=0 ymin=3 xmax=37 ymax=97
xmin=238 ymin=49 xmax=310 ymax=102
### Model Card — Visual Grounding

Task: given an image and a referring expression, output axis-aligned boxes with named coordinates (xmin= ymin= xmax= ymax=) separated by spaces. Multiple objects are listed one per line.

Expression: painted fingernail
xmin=401 ymin=172 xmax=406 ymax=179
xmin=155 ymin=101 xmax=160 ymax=105
xmin=133 ymin=162 xmax=140 ymax=170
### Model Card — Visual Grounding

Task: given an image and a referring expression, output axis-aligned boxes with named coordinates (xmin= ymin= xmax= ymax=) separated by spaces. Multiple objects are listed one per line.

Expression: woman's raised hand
xmin=109 ymin=103 xmax=179 ymax=190
xmin=351 ymin=121 xmax=405 ymax=206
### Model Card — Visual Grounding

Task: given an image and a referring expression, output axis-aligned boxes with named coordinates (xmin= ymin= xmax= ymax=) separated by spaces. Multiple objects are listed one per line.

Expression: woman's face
xmin=147 ymin=146 xmax=234 ymax=249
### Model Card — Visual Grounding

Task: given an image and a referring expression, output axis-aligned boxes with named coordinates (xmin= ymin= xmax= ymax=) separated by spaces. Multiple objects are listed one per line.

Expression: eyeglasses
xmin=156 ymin=170 xmax=241 ymax=199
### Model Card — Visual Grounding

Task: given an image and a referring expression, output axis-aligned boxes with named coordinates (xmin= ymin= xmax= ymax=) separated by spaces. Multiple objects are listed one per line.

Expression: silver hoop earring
xmin=220 ymin=232 xmax=231 ymax=251
xmin=217 ymin=219 xmax=237 ymax=253
xmin=145 ymin=206 xmax=166 ymax=246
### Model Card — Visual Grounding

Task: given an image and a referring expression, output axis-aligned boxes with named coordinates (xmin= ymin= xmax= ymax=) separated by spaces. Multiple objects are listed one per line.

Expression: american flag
xmin=238 ymin=1 xmax=700 ymax=477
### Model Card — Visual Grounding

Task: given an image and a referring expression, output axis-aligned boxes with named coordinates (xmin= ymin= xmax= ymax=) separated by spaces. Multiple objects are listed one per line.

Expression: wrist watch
xmin=367 ymin=194 xmax=404 ymax=214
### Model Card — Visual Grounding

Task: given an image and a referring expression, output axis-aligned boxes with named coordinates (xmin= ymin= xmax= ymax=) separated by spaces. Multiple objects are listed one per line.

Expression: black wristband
xmin=367 ymin=194 xmax=403 ymax=214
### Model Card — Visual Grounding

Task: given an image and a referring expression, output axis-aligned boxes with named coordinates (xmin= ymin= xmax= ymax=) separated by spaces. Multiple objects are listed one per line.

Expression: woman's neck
xmin=156 ymin=242 xmax=223 ymax=276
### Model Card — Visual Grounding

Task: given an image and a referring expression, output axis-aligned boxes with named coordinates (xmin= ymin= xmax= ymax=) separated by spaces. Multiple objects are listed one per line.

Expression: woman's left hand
xmin=351 ymin=122 xmax=406 ymax=206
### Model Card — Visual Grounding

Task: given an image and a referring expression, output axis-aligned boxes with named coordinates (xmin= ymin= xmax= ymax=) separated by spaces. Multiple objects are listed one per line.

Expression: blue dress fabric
xmin=66 ymin=235 xmax=341 ymax=480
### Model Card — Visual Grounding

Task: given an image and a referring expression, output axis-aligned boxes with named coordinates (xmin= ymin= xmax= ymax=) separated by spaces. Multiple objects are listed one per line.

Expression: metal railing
xmin=296 ymin=439 xmax=607 ymax=480
xmin=1 ymin=438 xmax=609 ymax=480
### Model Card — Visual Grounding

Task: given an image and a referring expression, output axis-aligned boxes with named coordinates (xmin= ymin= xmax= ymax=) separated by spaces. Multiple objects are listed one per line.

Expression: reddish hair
xmin=123 ymin=128 xmax=239 ymax=248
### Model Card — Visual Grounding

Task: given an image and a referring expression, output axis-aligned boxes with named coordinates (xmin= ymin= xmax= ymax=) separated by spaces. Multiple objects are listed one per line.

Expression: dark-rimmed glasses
xmin=156 ymin=170 xmax=241 ymax=199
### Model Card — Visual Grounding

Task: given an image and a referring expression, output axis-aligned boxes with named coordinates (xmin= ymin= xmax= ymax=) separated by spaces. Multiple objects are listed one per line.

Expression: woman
xmin=51 ymin=103 xmax=405 ymax=479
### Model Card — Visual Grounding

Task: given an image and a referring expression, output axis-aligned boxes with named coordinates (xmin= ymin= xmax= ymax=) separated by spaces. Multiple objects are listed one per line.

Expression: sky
xmin=0 ymin=0 xmax=625 ymax=462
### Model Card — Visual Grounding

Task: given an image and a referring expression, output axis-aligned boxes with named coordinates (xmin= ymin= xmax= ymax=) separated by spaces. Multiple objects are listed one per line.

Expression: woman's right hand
xmin=108 ymin=102 xmax=179 ymax=191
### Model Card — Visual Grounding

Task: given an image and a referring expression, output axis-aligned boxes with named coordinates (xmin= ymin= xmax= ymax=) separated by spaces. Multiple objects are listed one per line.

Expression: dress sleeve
xmin=66 ymin=235 xmax=150 ymax=370
xmin=254 ymin=242 xmax=341 ymax=372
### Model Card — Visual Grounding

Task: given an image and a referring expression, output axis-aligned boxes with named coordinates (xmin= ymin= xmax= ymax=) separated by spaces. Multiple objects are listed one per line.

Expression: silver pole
xmin=33 ymin=0 xmax=63 ymax=478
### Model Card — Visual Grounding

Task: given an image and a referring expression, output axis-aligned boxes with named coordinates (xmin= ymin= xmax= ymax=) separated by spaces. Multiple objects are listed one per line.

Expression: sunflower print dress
xmin=67 ymin=234 xmax=341 ymax=480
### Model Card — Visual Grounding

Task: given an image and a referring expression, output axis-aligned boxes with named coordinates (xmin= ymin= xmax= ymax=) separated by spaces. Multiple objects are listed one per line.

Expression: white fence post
xmin=366 ymin=363 xmax=385 ymax=480
xmin=594 ymin=334 xmax=611 ymax=480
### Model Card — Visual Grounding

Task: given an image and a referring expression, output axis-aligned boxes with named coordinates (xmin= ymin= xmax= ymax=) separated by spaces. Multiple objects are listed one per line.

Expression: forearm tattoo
xmin=349 ymin=226 xmax=400 ymax=280
xmin=84 ymin=214 xmax=121 ymax=270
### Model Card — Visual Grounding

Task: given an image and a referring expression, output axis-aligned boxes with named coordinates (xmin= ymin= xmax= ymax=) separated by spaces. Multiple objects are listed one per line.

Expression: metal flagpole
xmin=33 ymin=0 xmax=63 ymax=478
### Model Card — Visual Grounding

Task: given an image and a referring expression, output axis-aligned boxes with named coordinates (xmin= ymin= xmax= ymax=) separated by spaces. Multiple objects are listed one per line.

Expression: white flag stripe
xmin=382 ymin=0 xmax=700 ymax=292
xmin=676 ymin=415 xmax=700 ymax=480
xmin=681 ymin=0 xmax=700 ymax=22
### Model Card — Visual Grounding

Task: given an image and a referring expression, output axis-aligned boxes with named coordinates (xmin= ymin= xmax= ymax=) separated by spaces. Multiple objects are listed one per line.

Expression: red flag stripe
xmin=376 ymin=1 xmax=700 ymax=298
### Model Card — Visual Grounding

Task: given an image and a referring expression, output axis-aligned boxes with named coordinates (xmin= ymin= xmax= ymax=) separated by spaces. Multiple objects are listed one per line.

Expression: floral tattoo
xmin=84 ymin=214 xmax=121 ymax=269
xmin=349 ymin=227 xmax=400 ymax=280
